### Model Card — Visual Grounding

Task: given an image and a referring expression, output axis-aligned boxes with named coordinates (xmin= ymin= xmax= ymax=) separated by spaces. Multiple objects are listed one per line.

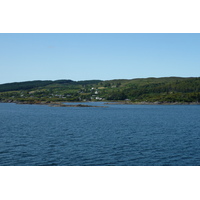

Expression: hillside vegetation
xmin=0 ymin=77 xmax=200 ymax=104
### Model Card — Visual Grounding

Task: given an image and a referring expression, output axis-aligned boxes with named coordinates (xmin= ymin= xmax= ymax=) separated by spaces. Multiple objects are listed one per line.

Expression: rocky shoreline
xmin=16 ymin=101 xmax=106 ymax=107
xmin=104 ymin=101 xmax=200 ymax=105
xmin=0 ymin=100 xmax=107 ymax=107
xmin=1 ymin=100 xmax=200 ymax=106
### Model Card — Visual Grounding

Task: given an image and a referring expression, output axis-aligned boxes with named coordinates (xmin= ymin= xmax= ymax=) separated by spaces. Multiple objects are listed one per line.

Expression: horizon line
xmin=0 ymin=76 xmax=200 ymax=85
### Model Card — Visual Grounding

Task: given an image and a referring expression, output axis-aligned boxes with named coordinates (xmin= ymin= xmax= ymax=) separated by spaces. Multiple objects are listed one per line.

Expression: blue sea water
xmin=0 ymin=102 xmax=200 ymax=166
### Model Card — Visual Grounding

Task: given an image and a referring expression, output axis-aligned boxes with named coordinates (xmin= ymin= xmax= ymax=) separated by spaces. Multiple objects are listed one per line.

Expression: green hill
xmin=0 ymin=77 xmax=200 ymax=104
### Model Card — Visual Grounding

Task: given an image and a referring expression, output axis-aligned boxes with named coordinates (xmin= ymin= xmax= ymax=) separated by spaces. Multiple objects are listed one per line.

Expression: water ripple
xmin=1 ymin=103 xmax=200 ymax=165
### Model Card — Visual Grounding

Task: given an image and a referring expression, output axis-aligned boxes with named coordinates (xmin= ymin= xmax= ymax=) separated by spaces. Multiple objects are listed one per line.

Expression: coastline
xmin=0 ymin=100 xmax=107 ymax=107
xmin=1 ymin=100 xmax=200 ymax=106
xmin=104 ymin=101 xmax=200 ymax=105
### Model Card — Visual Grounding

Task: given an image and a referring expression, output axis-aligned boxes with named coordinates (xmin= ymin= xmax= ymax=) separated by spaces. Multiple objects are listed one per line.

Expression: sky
xmin=0 ymin=33 xmax=200 ymax=84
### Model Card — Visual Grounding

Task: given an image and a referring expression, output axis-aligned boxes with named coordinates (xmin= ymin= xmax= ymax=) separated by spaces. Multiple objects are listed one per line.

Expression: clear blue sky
xmin=0 ymin=33 xmax=200 ymax=84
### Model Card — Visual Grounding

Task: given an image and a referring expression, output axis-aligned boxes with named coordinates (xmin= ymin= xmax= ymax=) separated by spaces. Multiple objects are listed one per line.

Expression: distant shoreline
xmin=15 ymin=101 xmax=106 ymax=107
xmin=104 ymin=101 xmax=200 ymax=105
xmin=0 ymin=100 xmax=200 ymax=106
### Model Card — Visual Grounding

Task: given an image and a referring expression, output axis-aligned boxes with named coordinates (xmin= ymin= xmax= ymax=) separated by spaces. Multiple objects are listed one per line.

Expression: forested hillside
xmin=0 ymin=77 xmax=200 ymax=104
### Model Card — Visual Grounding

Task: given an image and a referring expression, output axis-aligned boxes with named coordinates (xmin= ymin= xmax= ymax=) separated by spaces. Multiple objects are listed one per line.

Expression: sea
xmin=0 ymin=102 xmax=200 ymax=166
